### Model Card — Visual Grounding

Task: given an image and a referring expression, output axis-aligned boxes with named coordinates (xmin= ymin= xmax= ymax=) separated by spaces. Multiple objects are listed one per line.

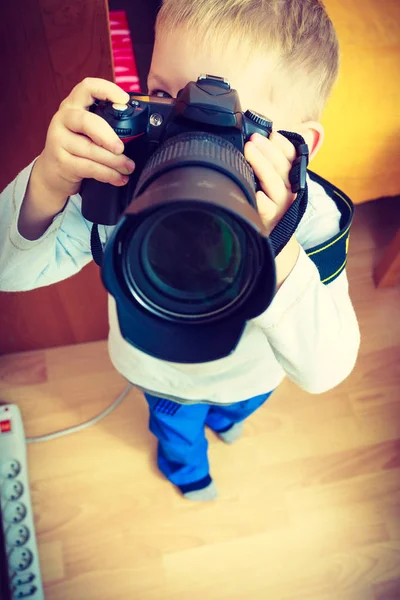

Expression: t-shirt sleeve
xmin=0 ymin=160 xmax=108 ymax=292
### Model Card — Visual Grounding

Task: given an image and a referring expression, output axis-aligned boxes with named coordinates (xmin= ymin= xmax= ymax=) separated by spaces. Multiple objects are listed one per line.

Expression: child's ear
xmin=295 ymin=121 xmax=324 ymax=161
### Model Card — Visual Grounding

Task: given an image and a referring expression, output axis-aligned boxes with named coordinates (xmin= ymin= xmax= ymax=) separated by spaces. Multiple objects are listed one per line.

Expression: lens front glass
xmin=144 ymin=208 xmax=241 ymax=300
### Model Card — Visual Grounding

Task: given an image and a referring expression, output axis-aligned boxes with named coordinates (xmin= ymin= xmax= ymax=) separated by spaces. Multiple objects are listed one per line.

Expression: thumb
xmin=67 ymin=78 xmax=130 ymax=109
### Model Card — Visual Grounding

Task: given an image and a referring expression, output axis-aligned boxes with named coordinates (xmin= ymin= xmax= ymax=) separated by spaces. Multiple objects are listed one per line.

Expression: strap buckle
xmin=269 ymin=132 xmax=309 ymax=256
xmin=289 ymin=143 xmax=309 ymax=194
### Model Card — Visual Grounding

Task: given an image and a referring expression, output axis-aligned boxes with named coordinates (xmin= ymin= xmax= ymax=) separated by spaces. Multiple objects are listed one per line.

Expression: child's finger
xmin=63 ymin=77 xmax=130 ymax=110
xmin=269 ymin=131 xmax=297 ymax=162
xmin=63 ymin=109 xmax=124 ymax=154
xmin=63 ymin=130 xmax=135 ymax=176
xmin=250 ymin=133 xmax=291 ymax=189
xmin=244 ymin=141 xmax=288 ymax=204
xmin=59 ymin=150 xmax=130 ymax=186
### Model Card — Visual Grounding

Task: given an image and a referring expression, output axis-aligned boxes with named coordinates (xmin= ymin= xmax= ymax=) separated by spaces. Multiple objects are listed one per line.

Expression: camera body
xmin=81 ymin=74 xmax=273 ymax=225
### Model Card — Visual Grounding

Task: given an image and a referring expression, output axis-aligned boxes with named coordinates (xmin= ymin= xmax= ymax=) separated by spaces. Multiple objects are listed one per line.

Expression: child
xmin=0 ymin=0 xmax=360 ymax=501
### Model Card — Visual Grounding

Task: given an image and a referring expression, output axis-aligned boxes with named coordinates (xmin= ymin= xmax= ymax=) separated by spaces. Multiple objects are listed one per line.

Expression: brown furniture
xmin=374 ymin=230 xmax=400 ymax=288
xmin=0 ymin=0 xmax=113 ymax=354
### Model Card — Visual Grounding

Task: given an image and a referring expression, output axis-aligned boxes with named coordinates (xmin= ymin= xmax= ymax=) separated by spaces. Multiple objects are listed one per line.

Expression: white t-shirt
xmin=0 ymin=161 xmax=360 ymax=404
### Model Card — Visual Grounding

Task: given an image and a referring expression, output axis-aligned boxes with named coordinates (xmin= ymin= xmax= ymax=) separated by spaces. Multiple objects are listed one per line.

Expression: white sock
xmin=217 ymin=421 xmax=244 ymax=444
xmin=183 ymin=481 xmax=218 ymax=502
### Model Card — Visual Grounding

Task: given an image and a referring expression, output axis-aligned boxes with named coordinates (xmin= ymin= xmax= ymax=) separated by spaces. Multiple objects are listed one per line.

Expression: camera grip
xmin=80 ymin=179 xmax=128 ymax=225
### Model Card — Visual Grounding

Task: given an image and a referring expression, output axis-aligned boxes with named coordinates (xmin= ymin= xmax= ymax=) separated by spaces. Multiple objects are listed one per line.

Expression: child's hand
xmin=244 ymin=131 xmax=301 ymax=288
xmin=244 ymin=131 xmax=298 ymax=235
xmin=37 ymin=78 xmax=136 ymax=202
xmin=20 ymin=78 xmax=137 ymax=239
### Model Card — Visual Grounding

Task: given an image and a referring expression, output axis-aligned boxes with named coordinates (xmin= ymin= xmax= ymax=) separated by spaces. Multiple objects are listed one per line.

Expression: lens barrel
xmin=102 ymin=132 xmax=276 ymax=363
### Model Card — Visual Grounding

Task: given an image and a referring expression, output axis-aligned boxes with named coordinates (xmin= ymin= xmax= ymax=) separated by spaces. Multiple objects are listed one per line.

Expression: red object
xmin=0 ymin=419 xmax=12 ymax=433
xmin=110 ymin=11 xmax=141 ymax=93
xmin=119 ymin=133 xmax=145 ymax=144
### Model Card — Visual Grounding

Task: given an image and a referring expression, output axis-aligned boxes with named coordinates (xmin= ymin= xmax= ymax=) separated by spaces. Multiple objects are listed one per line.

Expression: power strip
xmin=0 ymin=383 xmax=133 ymax=598
xmin=0 ymin=404 xmax=44 ymax=599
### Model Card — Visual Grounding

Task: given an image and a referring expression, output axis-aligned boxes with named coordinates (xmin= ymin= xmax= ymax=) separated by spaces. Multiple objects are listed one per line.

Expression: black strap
xmin=269 ymin=131 xmax=309 ymax=256
xmin=305 ymin=170 xmax=354 ymax=284
xmin=90 ymin=223 xmax=104 ymax=267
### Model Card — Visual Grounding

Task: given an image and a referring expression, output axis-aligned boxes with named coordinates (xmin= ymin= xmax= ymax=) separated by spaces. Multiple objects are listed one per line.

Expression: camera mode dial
xmin=244 ymin=109 xmax=272 ymax=130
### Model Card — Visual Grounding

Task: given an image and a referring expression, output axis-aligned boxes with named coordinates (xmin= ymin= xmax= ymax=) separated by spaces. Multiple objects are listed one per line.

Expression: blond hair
xmin=156 ymin=0 xmax=339 ymax=122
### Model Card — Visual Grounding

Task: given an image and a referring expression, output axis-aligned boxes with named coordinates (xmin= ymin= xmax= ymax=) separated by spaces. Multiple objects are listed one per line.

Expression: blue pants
xmin=144 ymin=391 xmax=273 ymax=493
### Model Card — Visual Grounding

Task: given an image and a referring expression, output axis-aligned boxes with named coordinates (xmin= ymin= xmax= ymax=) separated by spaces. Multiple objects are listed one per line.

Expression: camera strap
xmin=90 ymin=223 xmax=104 ymax=267
xmin=269 ymin=131 xmax=354 ymax=284
xmin=303 ymin=169 xmax=354 ymax=284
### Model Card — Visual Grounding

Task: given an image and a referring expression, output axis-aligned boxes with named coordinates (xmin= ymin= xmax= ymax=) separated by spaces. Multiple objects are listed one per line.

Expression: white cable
xmin=26 ymin=383 xmax=133 ymax=443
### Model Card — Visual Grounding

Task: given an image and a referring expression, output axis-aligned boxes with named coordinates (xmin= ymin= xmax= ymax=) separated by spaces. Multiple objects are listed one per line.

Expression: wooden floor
xmin=0 ymin=197 xmax=399 ymax=600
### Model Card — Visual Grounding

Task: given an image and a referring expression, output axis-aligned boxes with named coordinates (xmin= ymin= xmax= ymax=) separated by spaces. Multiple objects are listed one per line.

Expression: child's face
xmin=148 ymin=26 xmax=294 ymax=131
